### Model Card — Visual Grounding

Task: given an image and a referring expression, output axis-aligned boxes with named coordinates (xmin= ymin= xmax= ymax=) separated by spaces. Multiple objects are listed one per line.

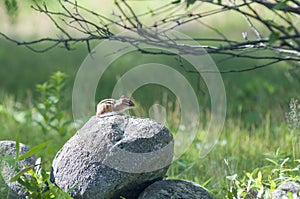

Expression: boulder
xmin=0 ymin=140 xmax=36 ymax=199
xmin=51 ymin=113 xmax=174 ymax=199
xmin=138 ymin=179 xmax=216 ymax=199
xmin=272 ymin=181 xmax=300 ymax=199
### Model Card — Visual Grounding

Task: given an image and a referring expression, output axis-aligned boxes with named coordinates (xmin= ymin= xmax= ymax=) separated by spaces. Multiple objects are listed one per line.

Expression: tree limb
xmin=1 ymin=0 xmax=299 ymax=73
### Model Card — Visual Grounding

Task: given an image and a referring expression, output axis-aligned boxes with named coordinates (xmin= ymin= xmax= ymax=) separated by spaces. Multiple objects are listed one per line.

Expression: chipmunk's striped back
xmin=97 ymin=99 xmax=114 ymax=115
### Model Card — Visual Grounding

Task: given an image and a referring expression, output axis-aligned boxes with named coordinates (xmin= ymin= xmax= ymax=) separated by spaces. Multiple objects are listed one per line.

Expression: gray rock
xmin=51 ymin=114 xmax=174 ymax=199
xmin=0 ymin=140 xmax=36 ymax=199
xmin=272 ymin=181 xmax=300 ymax=199
xmin=138 ymin=179 xmax=216 ymax=199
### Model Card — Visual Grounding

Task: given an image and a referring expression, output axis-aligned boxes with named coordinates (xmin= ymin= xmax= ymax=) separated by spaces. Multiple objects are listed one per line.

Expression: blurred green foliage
xmin=225 ymin=150 xmax=300 ymax=198
xmin=0 ymin=0 xmax=299 ymax=197
xmin=1 ymin=37 xmax=299 ymax=126
xmin=0 ymin=39 xmax=83 ymax=99
xmin=4 ymin=0 xmax=18 ymax=17
xmin=0 ymin=72 xmax=75 ymax=198
xmin=0 ymin=70 xmax=75 ymax=167
xmin=35 ymin=71 xmax=71 ymax=137
xmin=0 ymin=70 xmax=298 ymax=198
xmin=0 ymin=27 xmax=299 ymax=198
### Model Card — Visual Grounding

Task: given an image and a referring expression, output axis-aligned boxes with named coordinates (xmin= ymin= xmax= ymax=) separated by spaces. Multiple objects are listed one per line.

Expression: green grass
xmin=0 ymin=38 xmax=299 ymax=198
xmin=167 ymin=118 xmax=299 ymax=197
xmin=0 ymin=83 xmax=299 ymax=198
xmin=1 ymin=1 xmax=300 ymax=197
xmin=1 ymin=37 xmax=300 ymax=119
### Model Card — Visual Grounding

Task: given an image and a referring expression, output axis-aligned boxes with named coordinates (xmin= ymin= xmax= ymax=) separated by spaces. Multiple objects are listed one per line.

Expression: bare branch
xmin=0 ymin=32 xmax=109 ymax=53
xmin=219 ymin=60 xmax=282 ymax=73
xmin=1 ymin=0 xmax=299 ymax=73
xmin=253 ymin=0 xmax=300 ymax=15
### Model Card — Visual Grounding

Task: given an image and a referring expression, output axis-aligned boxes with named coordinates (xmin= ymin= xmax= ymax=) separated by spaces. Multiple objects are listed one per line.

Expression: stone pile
xmin=1 ymin=113 xmax=216 ymax=199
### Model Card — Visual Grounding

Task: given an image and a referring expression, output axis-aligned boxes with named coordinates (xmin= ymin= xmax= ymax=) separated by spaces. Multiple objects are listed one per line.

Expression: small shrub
xmin=34 ymin=71 xmax=73 ymax=137
xmin=2 ymin=72 xmax=76 ymax=198
xmin=225 ymin=150 xmax=300 ymax=199
xmin=5 ymin=141 xmax=71 ymax=199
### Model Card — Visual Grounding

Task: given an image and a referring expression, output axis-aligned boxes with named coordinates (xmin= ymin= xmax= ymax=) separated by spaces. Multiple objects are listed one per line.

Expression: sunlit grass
xmin=1 ymin=69 xmax=299 ymax=198
xmin=0 ymin=90 xmax=299 ymax=198
xmin=167 ymin=117 xmax=298 ymax=197
xmin=138 ymin=99 xmax=300 ymax=197
xmin=0 ymin=93 xmax=74 ymax=171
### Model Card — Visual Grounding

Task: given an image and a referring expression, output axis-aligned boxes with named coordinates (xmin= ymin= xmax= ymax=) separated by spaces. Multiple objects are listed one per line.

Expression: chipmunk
xmin=96 ymin=96 xmax=135 ymax=116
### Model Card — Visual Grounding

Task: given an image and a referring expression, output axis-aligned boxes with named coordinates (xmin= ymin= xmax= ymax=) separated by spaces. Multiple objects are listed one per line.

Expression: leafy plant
xmin=5 ymin=141 xmax=71 ymax=199
xmin=0 ymin=72 xmax=76 ymax=198
xmin=225 ymin=149 xmax=300 ymax=199
xmin=34 ymin=71 xmax=72 ymax=137
xmin=222 ymin=98 xmax=299 ymax=198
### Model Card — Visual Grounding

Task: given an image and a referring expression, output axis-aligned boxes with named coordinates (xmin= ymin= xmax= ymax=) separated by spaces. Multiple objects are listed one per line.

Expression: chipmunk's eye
xmin=124 ymin=99 xmax=134 ymax=106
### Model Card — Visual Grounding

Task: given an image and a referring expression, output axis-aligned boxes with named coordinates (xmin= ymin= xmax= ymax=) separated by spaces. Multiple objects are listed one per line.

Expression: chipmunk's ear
xmin=120 ymin=95 xmax=125 ymax=99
